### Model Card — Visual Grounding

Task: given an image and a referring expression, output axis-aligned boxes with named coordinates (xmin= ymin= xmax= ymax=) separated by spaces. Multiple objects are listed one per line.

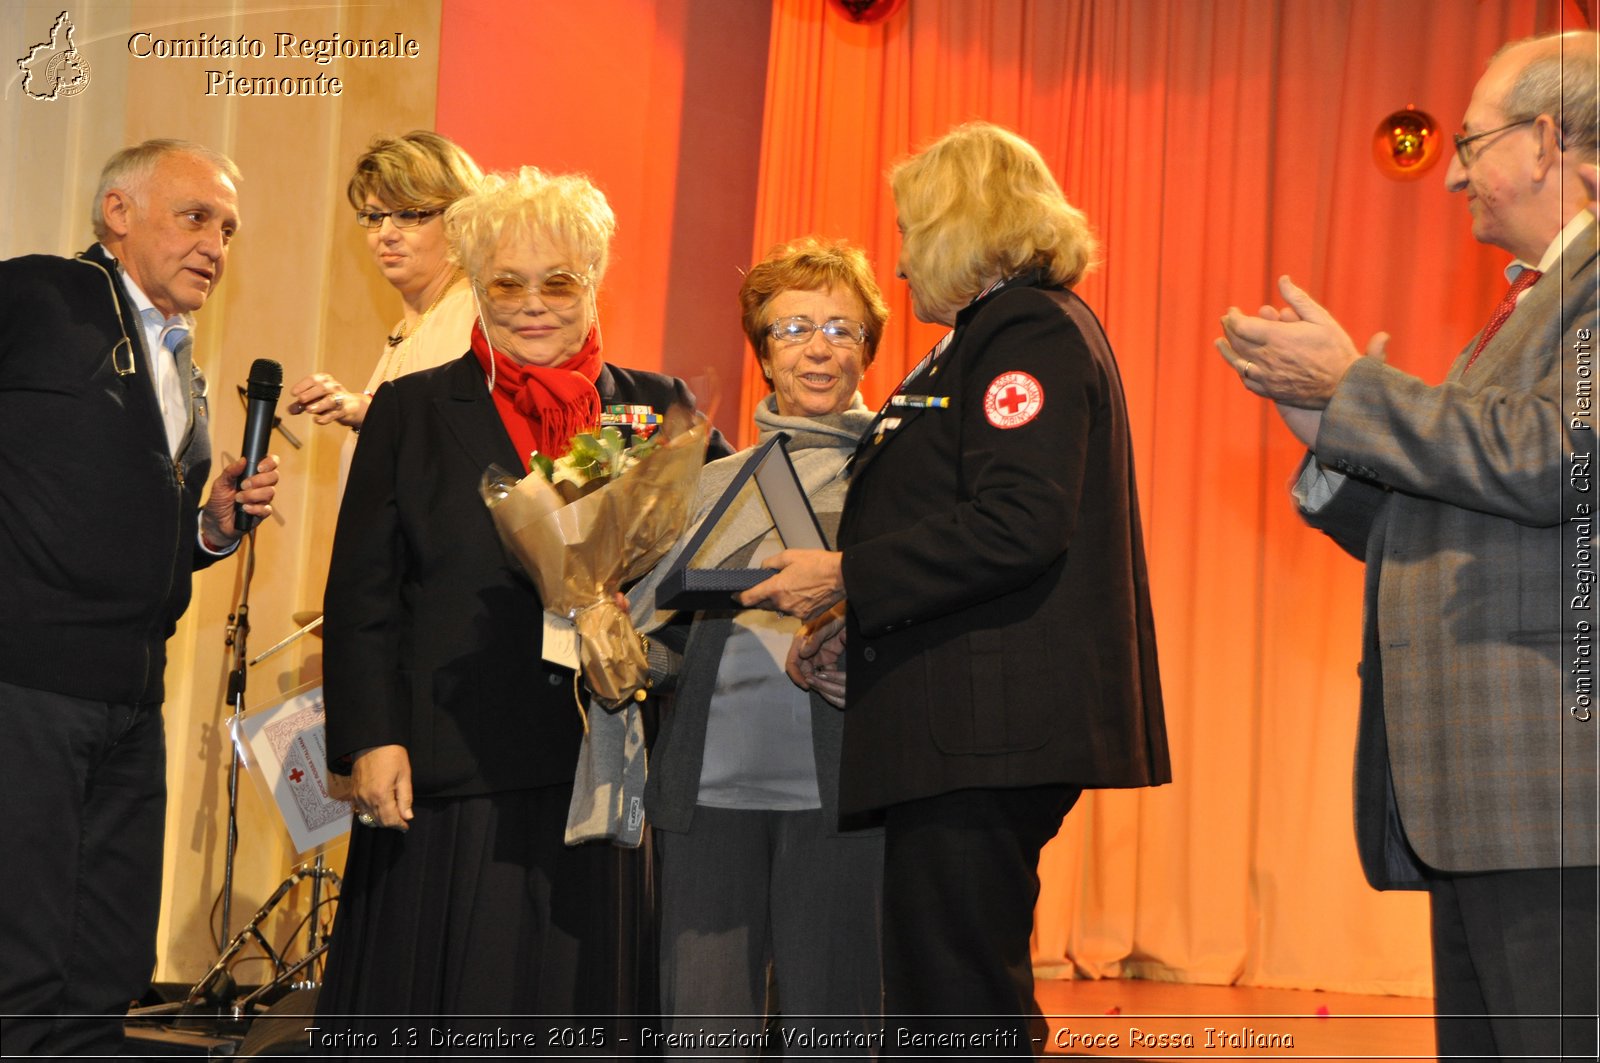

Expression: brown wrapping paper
xmin=483 ymin=412 xmax=709 ymax=709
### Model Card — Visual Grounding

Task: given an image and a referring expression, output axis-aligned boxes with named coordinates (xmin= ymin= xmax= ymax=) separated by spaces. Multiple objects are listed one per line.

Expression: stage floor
xmin=1037 ymin=978 xmax=1434 ymax=1060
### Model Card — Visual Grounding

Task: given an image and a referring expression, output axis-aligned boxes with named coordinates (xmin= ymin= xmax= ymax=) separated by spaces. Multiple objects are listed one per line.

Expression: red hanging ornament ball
xmin=1372 ymin=106 xmax=1442 ymax=181
xmin=826 ymin=0 xmax=908 ymax=26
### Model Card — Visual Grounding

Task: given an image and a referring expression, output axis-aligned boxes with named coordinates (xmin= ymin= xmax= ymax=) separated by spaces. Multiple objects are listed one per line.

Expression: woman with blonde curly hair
xmin=743 ymin=123 xmax=1170 ymax=1051
xmin=315 ymin=166 xmax=726 ymax=1042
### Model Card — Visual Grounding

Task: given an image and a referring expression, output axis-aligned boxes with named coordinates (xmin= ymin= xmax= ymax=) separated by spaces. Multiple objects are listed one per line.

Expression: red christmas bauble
xmin=826 ymin=0 xmax=908 ymax=26
xmin=1372 ymin=106 xmax=1442 ymax=181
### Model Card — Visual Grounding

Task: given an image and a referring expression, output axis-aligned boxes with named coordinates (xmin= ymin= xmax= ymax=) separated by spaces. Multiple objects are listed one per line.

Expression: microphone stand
xmin=219 ymin=396 xmax=302 ymax=935
xmin=220 ymin=528 xmax=256 ymax=954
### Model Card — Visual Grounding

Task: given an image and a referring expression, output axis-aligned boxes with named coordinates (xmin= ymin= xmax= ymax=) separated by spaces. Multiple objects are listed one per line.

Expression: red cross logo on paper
xmin=983 ymin=371 xmax=1044 ymax=429
xmin=288 ymin=768 xmax=304 ymax=784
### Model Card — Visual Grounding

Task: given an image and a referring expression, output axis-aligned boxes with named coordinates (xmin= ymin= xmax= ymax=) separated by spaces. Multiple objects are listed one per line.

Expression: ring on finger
xmin=1243 ymin=360 xmax=1254 ymax=379
xmin=357 ymin=811 xmax=377 ymax=828
xmin=331 ymin=395 xmax=344 ymax=409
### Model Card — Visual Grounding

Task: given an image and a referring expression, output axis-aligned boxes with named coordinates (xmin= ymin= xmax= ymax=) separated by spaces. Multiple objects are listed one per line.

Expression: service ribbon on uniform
xmin=600 ymin=404 xmax=665 ymax=440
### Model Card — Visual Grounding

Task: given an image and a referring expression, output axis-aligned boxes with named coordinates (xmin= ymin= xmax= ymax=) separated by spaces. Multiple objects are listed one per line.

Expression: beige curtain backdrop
xmin=1 ymin=0 xmax=444 ymax=982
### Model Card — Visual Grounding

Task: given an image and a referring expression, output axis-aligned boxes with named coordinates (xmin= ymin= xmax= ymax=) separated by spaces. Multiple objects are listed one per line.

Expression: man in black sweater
xmin=0 ymin=139 xmax=279 ymax=1056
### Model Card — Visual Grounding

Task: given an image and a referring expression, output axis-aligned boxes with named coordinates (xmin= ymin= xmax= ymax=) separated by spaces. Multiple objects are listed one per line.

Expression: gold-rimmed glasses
xmin=478 ymin=268 xmax=593 ymax=313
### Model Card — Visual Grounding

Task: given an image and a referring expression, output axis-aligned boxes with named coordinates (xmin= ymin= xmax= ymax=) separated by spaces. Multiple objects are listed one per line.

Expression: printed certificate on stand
xmin=230 ymin=682 xmax=352 ymax=854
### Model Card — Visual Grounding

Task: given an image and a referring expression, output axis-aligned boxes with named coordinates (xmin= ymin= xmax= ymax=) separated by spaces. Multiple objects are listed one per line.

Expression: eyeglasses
xmin=478 ymin=269 xmax=593 ymax=313
xmin=1453 ymin=118 xmax=1535 ymax=168
xmin=355 ymin=207 xmax=444 ymax=229
xmin=766 ymin=316 xmax=868 ymax=348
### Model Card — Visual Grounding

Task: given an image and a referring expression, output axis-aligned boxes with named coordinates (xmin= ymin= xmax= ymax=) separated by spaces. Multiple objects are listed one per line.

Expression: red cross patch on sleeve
xmin=983 ymin=371 xmax=1044 ymax=428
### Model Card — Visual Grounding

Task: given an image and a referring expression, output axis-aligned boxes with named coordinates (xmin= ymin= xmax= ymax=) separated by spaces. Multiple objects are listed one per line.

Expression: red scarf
xmin=471 ymin=322 xmax=603 ymax=469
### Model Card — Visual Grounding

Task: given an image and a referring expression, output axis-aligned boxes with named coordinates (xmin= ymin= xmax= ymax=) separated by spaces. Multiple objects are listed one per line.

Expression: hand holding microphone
xmin=235 ymin=359 xmax=283 ymax=533
xmin=199 ymin=359 xmax=283 ymax=549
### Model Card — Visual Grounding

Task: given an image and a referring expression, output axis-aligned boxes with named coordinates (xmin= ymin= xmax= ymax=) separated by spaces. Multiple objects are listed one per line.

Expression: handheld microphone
xmin=236 ymin=358 xmax=283 ymax=534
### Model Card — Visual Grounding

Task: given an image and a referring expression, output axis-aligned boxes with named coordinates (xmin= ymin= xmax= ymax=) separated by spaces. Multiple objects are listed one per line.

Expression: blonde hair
xmin=345 ymin=130 xmax=482 ymax=211
xmin=890 ymin=122 xmax=1099 ymax=322
xmin=92 ymin=139 xmax=240 ymax=239
xmin=739 ymin=237 xmax=888 ymax=383
xmin=445 ymin=166 xmax=616 ymax=286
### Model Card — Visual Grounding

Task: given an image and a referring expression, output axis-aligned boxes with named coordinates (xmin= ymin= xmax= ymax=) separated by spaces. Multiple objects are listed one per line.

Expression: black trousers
xmin=1429 ymin=866 xmax=1598 ymax=1061
xmin=0 ymin=679 xmax=166 ymax=1057
xmin=880 ymin=785 xmax=1079 ymax=1058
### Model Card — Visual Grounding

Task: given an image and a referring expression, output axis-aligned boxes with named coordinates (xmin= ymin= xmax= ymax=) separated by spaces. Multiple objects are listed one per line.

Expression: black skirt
xmin=314 ymin=784 xmax=654 ymax=1057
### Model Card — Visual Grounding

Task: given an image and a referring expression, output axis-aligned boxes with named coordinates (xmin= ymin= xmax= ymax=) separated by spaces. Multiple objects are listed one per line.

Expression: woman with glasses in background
xmin=315 ymin=166 xmax=725 ymax=1046
xmin=625 ymin=238 xmax=887 ymax=1052
xmin=287 ymin=131 xmax=481 ymax=480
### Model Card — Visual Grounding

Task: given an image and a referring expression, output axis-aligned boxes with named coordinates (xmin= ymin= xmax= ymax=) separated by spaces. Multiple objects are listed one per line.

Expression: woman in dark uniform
xmin=742 ymin=122 xmax=1171 ymax=1054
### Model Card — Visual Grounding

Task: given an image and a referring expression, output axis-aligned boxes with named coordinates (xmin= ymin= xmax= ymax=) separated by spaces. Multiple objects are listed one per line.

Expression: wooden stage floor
xmin=1036 ymin=978 xmax=1434 ymax=1061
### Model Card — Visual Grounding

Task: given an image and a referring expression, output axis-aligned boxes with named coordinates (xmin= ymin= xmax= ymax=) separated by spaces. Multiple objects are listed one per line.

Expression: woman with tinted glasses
xmin=315 ymin=166 xmax=726 ymax=1043
xmin=287 ymin=131 xmax=480 ymax=467
xmin=626 ymin=238 xmax=888 ymax=1051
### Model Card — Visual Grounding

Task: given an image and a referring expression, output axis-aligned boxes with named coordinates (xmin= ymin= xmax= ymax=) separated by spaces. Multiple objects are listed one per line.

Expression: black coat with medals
xmin=836 ymin=275 xmax=1170 ymax=814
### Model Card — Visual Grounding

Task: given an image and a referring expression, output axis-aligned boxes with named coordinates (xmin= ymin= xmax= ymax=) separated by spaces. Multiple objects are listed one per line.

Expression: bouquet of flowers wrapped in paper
xmin=480 ymin=407 xmax=709 ymax=710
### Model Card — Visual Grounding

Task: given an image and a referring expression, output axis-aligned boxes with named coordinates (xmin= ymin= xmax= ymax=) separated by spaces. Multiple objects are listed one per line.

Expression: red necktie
xmin=1463 ymin=268 xmax=1542 ymax=372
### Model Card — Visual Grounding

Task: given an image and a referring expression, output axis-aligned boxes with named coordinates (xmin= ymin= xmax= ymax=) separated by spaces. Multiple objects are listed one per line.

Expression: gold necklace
xmin=379 ymin=271 xmax=461 ymax=382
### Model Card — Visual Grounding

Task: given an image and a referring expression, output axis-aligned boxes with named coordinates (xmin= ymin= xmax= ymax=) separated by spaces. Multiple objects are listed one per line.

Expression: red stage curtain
xmin=749 ymin=0 xmax=1584 ymax=994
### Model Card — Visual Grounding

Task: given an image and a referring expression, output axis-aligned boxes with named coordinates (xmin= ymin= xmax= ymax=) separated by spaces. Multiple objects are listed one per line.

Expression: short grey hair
xmin=1496 ymin=30 xmax=1599 ymax=155
xmin=91 ymin=139 xmax=241 ymax=239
